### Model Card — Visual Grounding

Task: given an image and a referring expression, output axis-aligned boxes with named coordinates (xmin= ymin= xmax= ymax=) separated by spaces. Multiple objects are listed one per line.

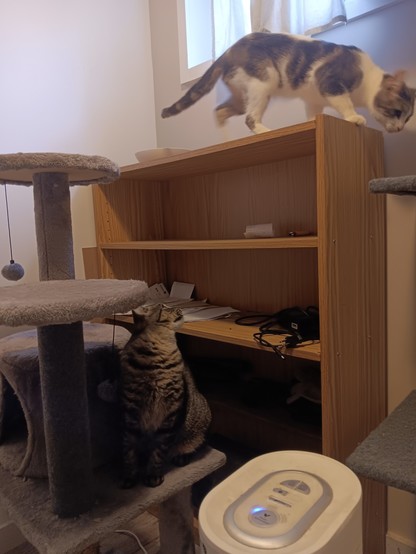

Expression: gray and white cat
xmin=119 ymin=304 xmax=211 ymax=488
xmin=162 ymin=32 xmax=415 ymax=134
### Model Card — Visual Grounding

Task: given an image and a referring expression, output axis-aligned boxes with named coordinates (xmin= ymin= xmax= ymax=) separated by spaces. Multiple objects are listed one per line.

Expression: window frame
xmin=344 ymin=0 xmax=403 ymax=20
xmin=176 ymin=0 xmax=213 ymax=84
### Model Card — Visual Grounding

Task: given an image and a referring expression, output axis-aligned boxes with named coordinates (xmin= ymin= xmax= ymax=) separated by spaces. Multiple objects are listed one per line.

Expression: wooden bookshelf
xmin=90 ymin=114 xmax=387 ymax=553
xmin=110 ymin=314 xmax=321 ymax=362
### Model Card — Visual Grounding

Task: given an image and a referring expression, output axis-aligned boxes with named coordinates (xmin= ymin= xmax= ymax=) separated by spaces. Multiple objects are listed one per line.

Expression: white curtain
xmin=212 ymin=0 xmax=347 ymax=59
xmin=250 ymin=0 xmax=347 ymax=36
xmin=213 ymin=0 xmax=251 ymax=57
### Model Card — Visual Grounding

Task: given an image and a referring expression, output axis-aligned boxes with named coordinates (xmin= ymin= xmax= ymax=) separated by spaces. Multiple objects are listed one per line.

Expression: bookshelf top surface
xmin=119 ymin=119 xmax=318 ymax=181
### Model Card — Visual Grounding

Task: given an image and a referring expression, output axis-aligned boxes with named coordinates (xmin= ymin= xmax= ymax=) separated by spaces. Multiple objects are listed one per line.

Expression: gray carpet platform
xmin=0 ymin=446 xmax=226 ymax=554
xmin=346 ymin=390 xmax=416 ymax=493
xmin=370 ymin=175 xmax=416 ymax=195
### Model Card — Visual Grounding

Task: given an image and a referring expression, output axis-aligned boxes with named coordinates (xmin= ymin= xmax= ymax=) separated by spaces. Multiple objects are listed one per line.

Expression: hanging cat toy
xmin=1 ymin=184 xmax=24 ymax=281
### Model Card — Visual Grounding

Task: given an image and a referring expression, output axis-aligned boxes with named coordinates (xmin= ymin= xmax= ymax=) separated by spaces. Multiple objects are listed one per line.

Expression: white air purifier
xmin=199 ymin=450 xmax=362 ymax=554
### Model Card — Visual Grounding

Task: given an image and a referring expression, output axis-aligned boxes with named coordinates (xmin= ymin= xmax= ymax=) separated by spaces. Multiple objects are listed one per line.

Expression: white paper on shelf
xmin=183 ymin=306 xmax=239 ymax=322
xmin=170 ymin=281 xmax=195 ymax=299
xmin=244 ymin=222 xmax=274 ymax=238
xmin=121 ymin=281 xmax=239 ymax=322
xmin=147 ymin=282 xmax=169 ymax=300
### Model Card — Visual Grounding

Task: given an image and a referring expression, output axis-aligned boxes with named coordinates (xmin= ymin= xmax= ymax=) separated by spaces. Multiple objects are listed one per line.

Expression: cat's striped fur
xmin=119 ymin=304 xmax=211 ymax=488
xmin=162 ymin=32 xmax=415 ymax=133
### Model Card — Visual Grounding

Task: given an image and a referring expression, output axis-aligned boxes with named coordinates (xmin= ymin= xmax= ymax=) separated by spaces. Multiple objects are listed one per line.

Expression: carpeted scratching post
xmin=33 ymin=171 xmax=76 ymax=280
xmin=38 ymin=322 xmax=92 ymax=516
xmin=0 ymin=153 xmax=149 ymax=518
xmin=347 ymin=176 xmax=416 ymax=495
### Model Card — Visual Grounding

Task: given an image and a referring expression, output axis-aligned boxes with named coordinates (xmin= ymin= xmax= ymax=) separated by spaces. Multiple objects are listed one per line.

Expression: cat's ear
xmin=132 ymin=308 xmax=148 ymax=331
xmin=383 ymin=72 xmax=408 ymax=94
xmin=384 ymin=74 xmax=400 ymax=90
xmin=393 ymin=69 xmax=407 ymax=82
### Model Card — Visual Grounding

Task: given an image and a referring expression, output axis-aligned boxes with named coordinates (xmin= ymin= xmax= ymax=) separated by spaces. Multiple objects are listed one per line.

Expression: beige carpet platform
xmin=0 ymin=446 xmax=225 ymax=554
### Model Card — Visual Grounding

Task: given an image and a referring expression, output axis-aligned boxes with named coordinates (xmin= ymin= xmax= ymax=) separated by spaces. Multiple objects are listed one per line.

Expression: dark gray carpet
xmin=347 ymin=390 xmax=416 ymax=493
xmin=369 ymin=175 xmax=416 ymax=195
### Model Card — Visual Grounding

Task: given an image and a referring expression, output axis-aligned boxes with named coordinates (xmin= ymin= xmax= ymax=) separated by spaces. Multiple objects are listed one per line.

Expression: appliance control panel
xmin=223 ymin=470 xmax=332 ymax=549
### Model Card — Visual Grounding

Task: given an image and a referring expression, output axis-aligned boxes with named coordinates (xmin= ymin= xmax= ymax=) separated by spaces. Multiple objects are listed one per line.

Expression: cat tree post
xmin=0 ymin=153 xmax=149 ymax=517
xmin=34 ymin=170 xmax=88 ymax=515
xmin=33 ymin=171 xmax=75 ymax=280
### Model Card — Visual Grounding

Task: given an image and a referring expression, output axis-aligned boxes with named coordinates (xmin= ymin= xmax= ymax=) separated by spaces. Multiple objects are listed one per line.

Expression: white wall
xmin=0 ymin=0 xmax=156 ymax=290
xmin=0 ymin=0 xmax=156 ymax=550
xmin=151 ymin=0 xmax=416 ymax=549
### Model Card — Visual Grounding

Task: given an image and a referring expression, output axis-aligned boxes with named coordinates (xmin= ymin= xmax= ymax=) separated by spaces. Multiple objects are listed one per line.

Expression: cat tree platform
xmin=0 ymin=444 xmax=226 ymax=554
xmin=347 ymin=178 xmax=416 ymax=493
xmin=0 ymin=321 xmax=131 ymax=478
xmin=347 ymin=389 xmax=416 ymax=493
xmin=369 ymin=175 xmax=416 ymax=195
xmin=0 ymin=153 xmax=149 ymax=519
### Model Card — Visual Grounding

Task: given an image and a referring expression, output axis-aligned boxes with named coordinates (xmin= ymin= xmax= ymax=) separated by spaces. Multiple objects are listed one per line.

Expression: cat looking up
xmin=162 ymin=32 xmax=415 ymax=134
xmin=119 ymin=304 xmax=211 ymax=488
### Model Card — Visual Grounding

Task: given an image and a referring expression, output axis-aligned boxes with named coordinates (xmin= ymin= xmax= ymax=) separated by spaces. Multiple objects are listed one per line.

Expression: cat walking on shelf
xmin=162 ymin=32 xmax=415 ymax=134
xmin=119 ymin=304 xmax=211 ymax=488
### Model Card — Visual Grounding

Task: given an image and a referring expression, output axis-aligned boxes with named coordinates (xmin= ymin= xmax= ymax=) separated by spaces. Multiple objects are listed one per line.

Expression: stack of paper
xmin=146 ymin=282 xmax=239 ymax=322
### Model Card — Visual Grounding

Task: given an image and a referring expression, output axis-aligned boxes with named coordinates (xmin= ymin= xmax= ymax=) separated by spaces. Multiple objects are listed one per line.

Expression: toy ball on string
xmin=2 ymin=183 xmax=25 ymax=281
xmin=2 ymin=260 xmax=24 ymax=281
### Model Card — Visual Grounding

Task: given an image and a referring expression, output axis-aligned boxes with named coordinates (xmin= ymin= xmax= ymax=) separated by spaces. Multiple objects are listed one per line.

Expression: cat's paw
xmin=143 ymin=474 xmax=164 ymax=487
xmin=172 ymin=453 xmax=192 ymax=467
xmin=346 ymin=114 xmax=367 ymax=127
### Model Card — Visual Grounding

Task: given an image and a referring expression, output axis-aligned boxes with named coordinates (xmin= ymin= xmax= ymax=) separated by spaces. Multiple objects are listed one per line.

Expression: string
xmin=4 ymin=184 xmax=14 ymax=262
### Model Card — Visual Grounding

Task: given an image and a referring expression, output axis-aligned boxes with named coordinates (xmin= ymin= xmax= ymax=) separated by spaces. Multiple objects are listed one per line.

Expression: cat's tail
xmin=161 ymin=59 xmax=223 ymax=118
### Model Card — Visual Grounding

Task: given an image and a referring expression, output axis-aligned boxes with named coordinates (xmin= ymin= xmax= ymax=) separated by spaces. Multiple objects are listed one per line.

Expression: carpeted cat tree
xmin=0 ymin=153 xmax=149 ymax=517
xmin=347 ymin=175 xmax=416 ymax=494
xmin=0 ymin=152 xmax=226 ymax=554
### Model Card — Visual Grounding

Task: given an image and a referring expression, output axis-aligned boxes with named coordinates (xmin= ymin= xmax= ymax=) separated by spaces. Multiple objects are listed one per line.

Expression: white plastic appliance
xmin=199 ymin=450 xmax=362 ymax=554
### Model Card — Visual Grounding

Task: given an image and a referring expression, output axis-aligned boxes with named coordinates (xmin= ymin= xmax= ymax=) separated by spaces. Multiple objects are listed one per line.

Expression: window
xmin=177 ymin=0 xmax=402 ymax=84
xmin=177 ymin=0 xmax=250 ymax=84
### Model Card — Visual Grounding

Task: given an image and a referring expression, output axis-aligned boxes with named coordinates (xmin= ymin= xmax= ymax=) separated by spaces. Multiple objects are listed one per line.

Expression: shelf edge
xmin=99 ymin=237 xmax=318 ymax=251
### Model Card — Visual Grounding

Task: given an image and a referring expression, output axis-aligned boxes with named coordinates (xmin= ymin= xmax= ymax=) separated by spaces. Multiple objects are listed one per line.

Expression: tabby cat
xmin=119 ymin=304 xmax=211 ymax=488
xmin=162 ymin=32 xmax=415 ymax=134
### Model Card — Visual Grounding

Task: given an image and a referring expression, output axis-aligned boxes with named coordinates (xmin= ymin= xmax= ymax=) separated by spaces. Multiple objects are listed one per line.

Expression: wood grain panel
xmin=98 ymin=249 xmax=167 ymax=284
xmin=92 ymin=180 xmax=168 ymax=282
xmin=316 ymin=115 xmax=386 ymax=458
xmin=315 ymin=114 xmax=386 ymax=554
xmin=82 ymin=247 xmax=100 ymax=279
xmin=165 ymin=249 xmax=318 ymax=313
xmin=92 ymin=179 xmax=166 ymax=242
xmin=162 ymin=156 xmax=316 ymax=240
